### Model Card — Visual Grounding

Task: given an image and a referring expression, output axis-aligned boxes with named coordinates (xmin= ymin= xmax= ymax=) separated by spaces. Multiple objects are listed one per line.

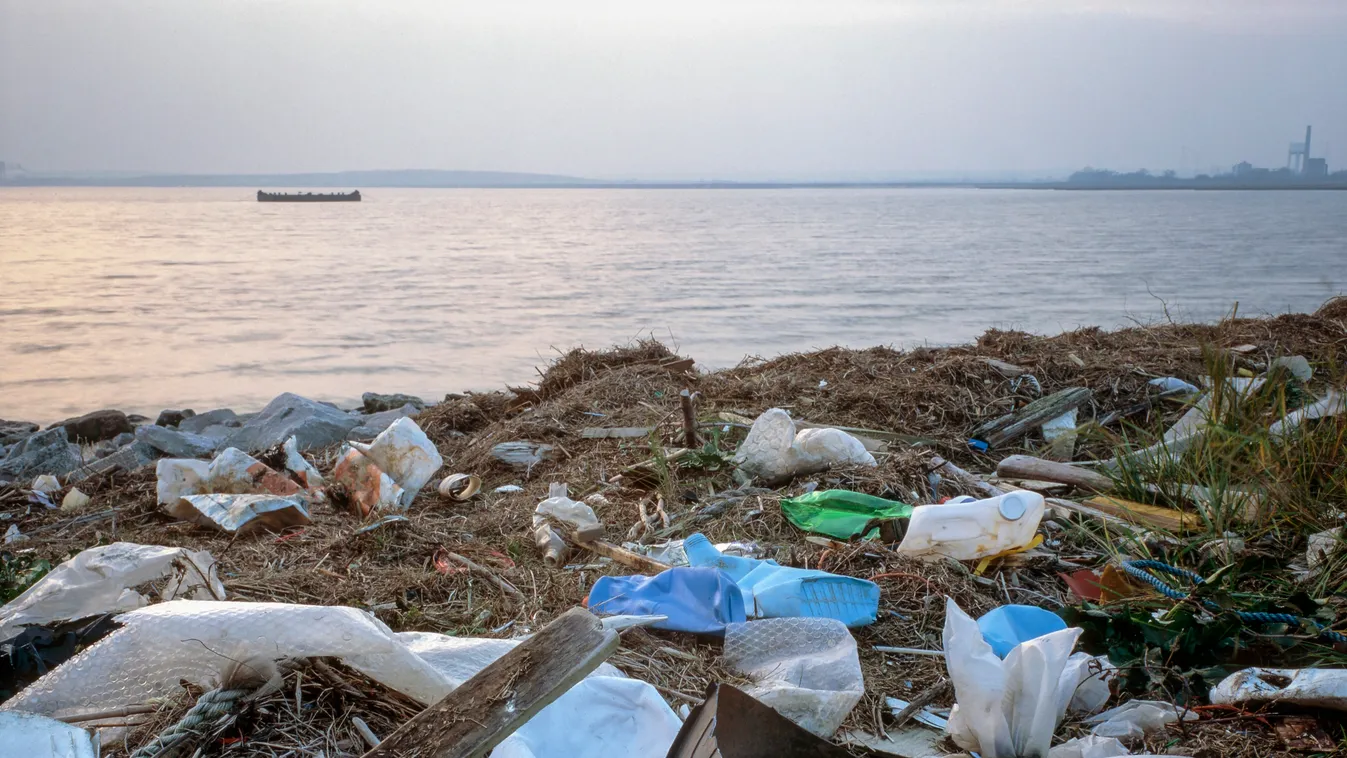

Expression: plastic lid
xmin=998 ymin=492 xmax=1028 ymax=521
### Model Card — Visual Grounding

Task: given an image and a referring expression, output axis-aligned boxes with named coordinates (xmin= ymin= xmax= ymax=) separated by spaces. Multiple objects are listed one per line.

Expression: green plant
xmin=0 ymin=552 xmax=53 ymax=604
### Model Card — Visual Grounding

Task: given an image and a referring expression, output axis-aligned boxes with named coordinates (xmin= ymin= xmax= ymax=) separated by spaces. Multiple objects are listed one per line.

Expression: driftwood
xmin=929 ymin=456 xmax=1004 ymax=499
xmin=1082 ymin=495 xmax=1199 ymax=532
xmin=580 ymin=427 xmax=655 ymax=439
xmin=971 ymin=387 xmax=1092 ymax=449
xmin=996 ymin=455 xmax=1114 ymax=493
xmin=571 ymin=535 xmax=672 ymax=574
xmin=362 ymin=607 xmax=618 ymax=758
xmin=680 ymin=390 xmax=700 ymax=449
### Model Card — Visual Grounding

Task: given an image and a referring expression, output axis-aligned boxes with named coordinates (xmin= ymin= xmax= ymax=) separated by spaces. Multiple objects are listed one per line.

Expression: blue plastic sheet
xmin=977 ymin=604 xmax=1068 ymax=658
xmin=586 ymin=567 xmax=746 ymax=635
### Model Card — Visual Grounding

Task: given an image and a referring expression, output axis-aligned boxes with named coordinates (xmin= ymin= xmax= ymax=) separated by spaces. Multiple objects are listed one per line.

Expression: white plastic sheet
xmin=1083 ymin=700 xmax=1197 ymax=739
xmin=492 ymin=676 xmax=682 ymax=758
xmin=723 ymin=617 xmax=864 ymax=737
xmin=0 ymin=712 xmax=99 ymax=758
xmin=351 ymin=416 xmax=443 ymax=508
xmin=0 ymin=543 xmax=224 ymax=640
xmin=1047 ymin=735 xmax=1128 ymax=758
xmin=943 ymin=598 xmax=1082 ymax=758
xmin=734 ymin=408 xmax=875 ymax=484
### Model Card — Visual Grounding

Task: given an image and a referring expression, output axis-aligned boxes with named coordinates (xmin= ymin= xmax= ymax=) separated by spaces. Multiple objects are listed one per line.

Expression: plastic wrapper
xmin=350 ymin=417 xmax=442 ymax=507
xmin=943 ymin=597 xmax=1082 ymax=758
xmin=779 ymin=490 xmax=912 ymax=540
xmin=897 ymin=491 xmax=1045 ymax=561
xmin=207 ymin=447 xmax=301 ymax=496
xmin=1083 ymin=699 xmax=1197 ymax=739
xmin=168 ymin=493 xmax=311 ymax=534
xmin=156 ymin=458 xmax=212 ymax=504
xmin=1062 ymin=652 xmax=1117 ymax=715
xmin=282 ymin=435 xmax=323 ymax=488
xmin=534 ymin=482 xmax=602 ymax=540
xmin=734 ymin=408 xmax=875 ymax=484
xmin=1047 ymin=735 xmax=1128 ymax=758
xmin=0 ymin=543 xmax=224 ymax=639
xmin=723 ymin=617 xmax=864 ymax=738
xmin=622 ymin=538 xmax=762 ymax=567
xmin=331 ymin=447 xmax=404 ymax=516
xmin=1209 ymin=667 xmax=1347 ymax=712
xmin=0 ymin=712 xmax=99 ymax=758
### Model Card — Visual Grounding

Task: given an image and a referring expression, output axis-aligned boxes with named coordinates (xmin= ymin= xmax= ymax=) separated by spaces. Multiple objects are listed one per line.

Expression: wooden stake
xmin=680 ymin=390 xmax=699 ymax=449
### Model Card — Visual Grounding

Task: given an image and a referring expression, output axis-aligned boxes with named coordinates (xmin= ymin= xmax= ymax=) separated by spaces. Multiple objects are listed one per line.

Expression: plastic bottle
xmin=534 ymin=524 xmax=568 ymax=567
xmin=896 ymin=491 xmax=1044 ymax=561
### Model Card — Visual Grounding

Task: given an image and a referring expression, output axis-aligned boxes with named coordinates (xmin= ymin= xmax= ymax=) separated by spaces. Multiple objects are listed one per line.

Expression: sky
xmin=2 ymin=0 xmax=1346 ymax=180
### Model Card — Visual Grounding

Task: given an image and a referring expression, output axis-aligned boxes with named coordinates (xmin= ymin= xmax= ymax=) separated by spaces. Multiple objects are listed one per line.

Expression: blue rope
xmin=1121 ymin=559 xmax=1347 ymax=645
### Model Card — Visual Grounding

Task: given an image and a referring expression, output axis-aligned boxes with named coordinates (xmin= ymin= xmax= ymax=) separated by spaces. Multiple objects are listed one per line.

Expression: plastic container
xmin=896 ymin=491 xmax=1045 ymax=561
xmin=585 ymin=567 xmax=746 ymax=635
xmin=977 ymin=604 xmax=1068 ymax=658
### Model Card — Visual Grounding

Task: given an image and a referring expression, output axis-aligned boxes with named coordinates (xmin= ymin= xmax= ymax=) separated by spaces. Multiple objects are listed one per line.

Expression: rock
xmin=126 ymin=414 xmax=151 ymax=425
xmin=154 ymin=409 xmax=196 ymax=427
xmin=491 ymin=441 xmax=555 ymax=471
xmin=53 ymin=409 xmax=133 ymax=443
xmin=179 ymin=409 xmax=240 ymax=434
xmin=362 ymin=392 xmax=427 ymax=413
xmin=114 ymin=432 xmax=135 ymax=446
xmin=196 ymin=424 xmax=237 ymax=441
xmin=66 ymin=441 xmax=161 ymax=483
xmin=223 ymin=393 xmax=361 ymax=453
xmin=135 ymin=425 xmax=218 ymax=458
xmin=348 ymin=403 xmax=422 ymax=441
xmin=0 ymin=420 xmax=39 ymax=445
xmin=92 ymin=439 xmax=120 ymax=459
xmin=0 ymin=428 xmax=81 ymax=480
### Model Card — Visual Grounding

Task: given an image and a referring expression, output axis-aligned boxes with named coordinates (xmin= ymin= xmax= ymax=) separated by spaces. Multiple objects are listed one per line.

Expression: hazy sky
xmin=2 ymin=0 xmax=1345 ymax=179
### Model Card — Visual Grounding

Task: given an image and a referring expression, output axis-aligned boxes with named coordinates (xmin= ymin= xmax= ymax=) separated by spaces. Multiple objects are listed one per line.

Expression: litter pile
xmin=2 ymin=298 xmax=1346 ymax=757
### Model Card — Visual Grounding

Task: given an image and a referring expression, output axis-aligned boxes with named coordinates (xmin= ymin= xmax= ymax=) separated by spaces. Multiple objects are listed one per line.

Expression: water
xmin=2 ymin=187 xmax=1343 ymax=422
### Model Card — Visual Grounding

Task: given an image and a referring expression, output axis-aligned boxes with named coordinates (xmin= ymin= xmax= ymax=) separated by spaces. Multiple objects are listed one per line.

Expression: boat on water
xmin=257 ymin=190 xmax=361 ymax=202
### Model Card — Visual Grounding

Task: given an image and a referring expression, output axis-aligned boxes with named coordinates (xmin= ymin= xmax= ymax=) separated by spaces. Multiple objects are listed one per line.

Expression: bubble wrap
xmin=722 ymin=617 xmax=864 ymax=737
xmin=4 ymin=600 xmax=626 ymax=720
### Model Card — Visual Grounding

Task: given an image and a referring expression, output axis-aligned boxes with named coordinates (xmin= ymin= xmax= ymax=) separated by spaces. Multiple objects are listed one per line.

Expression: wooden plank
xmin=580 ymin=426 xmax=654 ymax=439
xmin=995 ymin=455 xmax=1113 ymax=493
xmin=971 ymin=387 xmax=1092 ymax=449
xmin=929 ymin=456 xmax=1004 ymax=499
xmin=1083 ymin=495 xmax=1200 ymax=533
xmin=1044 ymin=497 xmax=1134 ymax=529
xmin=362 ymin=607 xmax=619 ymax=758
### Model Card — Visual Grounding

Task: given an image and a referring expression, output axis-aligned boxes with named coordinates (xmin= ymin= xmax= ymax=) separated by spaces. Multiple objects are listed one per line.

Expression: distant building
xmin=1232 ymin=161 xmax=1253 ymax=176
xmin=1304 ymin=158 xmax=1329 ymax=178
xmin=0 ymin=161 xmax=6 ymax=181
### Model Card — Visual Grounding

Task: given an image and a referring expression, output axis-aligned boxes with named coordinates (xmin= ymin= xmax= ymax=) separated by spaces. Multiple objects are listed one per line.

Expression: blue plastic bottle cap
xmin=998 ymin=492 xmax=1028 ymax=521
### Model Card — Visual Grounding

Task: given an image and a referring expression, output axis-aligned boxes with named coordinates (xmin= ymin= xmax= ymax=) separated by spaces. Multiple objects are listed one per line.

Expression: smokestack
xmin=1304 ymin=126 xmax=1313 ymax=173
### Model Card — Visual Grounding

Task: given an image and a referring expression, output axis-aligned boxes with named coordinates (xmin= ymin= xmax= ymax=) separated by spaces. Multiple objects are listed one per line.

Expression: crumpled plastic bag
xmin=1047 ymin=735 xmax=1128 ymax=758
xmin=0 ymin=543 xmax=224 ymax=640
xmin=734 ymin=408 xmax=875 ymax=484
xmin=349 ymin=417 xmax=443 ymax=508
xmin=1083 ymin=699 xmax=1197 ymax=739
xmin=1062 ymin=652 xmax=1117 ymax=714
xmin=943 ymin=597 xmax=1083 ymax=758
xmin=779 ymin=489 xmax=912 ymax=540
xmin=492 ymin=676 xmax=682 ymax=758
xmin=723 ymin=617 xmax=864 ymax=738
xmin=1209 ymin=667 xmax=1347 ymax=712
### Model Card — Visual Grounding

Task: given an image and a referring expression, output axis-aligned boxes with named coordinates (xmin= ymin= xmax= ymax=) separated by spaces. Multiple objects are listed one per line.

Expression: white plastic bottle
xmin=896 ymin=491 xmax=1044 ymax=561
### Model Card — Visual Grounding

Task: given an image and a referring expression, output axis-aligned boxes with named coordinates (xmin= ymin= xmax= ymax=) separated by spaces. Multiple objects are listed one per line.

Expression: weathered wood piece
xmin=996 ymin=455 xmax=1114 ymax=493
xmin=971 ymin=387 xmax=1092 ymax=449
xmin=929 ymin=456 xmax=1004 ymax=499
xmin=362 ymin=607 xmax=619 ymax=758
xmin=572 ymin=536 xmax=672 ymax=574
xmin=680 ymin=390 xmax=700 ymax=449
xmin=1083 ymin=495 xmax=1200 ymax=533
xmin=580 ymin=427 xmax=655 ymax=439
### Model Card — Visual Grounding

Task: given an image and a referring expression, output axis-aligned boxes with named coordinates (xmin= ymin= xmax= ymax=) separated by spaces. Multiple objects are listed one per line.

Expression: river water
xmin=1 ymin=187 xmax=1343 ymax=422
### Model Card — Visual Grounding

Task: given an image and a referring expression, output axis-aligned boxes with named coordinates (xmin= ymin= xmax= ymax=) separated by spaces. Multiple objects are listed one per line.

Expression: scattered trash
xmin=884 ymin=696 xmax=948 ymax=730
xmin=4 ymin=524 xmax=25 ymax=544
xmin=59 ymin=488 xmax=91 ymax=511
xmin=491 ymin=440 xmax=555 ymax=471
xmin=534 ymin=483 xmax=603 ymax=541
xmin=723 ymin=617 xmax=864 ymax=737
xmin=1083 ymin=699 xmax=1198 ymax=739
xmin=155 ymin=458 xmax=210 ymax=504
xmin=1270 ymin=354 xmax=1313 ymax=381
xmin=586 ymin=566 xmax=747 ymax=635
xmin=1041 ymin=407 xmax=1079 ymax=459
xmin=666 ymin=683 xmax=858 ymax=758
xmin=282 ymin=435 xmax=323 ymax=488
xmin=685 ymin=532 xmax=879 ymax=627
xmin=354 ymin=514 xmax=411 ymax=535
xmin=437 ymin=472 xmax=481 ymax=500
xmin=733 ymin=408 xmax=876 ymax=485
xmin=977 ymin=604 xmax=1069 ymax=658
xmin=1306 ymin=527 xmax=1343 ymax=572
xmin=1047 ymin=735 xmax=1130 ymax=758
xmin=495 ymin=484 xmax=524 ymax=494
xmin=533 ymin=524 xmax=569 ymax=567
xmin=1147 ymin=376 xmax=1200 ymax=394
xmin=348 ymin=417 xmax=443 ymax=508
xmin=896 ymin=491 xmax=1045 ymax=561
xmin=331 ymin=446 xmax=404 ymax=516
xmin=0 ymin=711 xmax=99 ymax=758
xmin=208 ymin=446 xmax=302 ymax=496
xmin=1209 ymin=667 xmax=1347 ymax=712
xmin=168 ymin=493 xmax=312 ymax=534
xmin=0 ymin=543 xmax=224 ymax=639
xmin=621 ymin=538 xmax=762 ymax=567
xmin=779 ymin=489 xmax=913 ymax=540
xmin=31 ymin=474 xmax=61 ymax=494
xmin=492 ymin=675 xmax=682 ymax=758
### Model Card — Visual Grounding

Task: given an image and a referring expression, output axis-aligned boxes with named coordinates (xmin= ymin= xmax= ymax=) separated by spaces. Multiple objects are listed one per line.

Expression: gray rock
xmin=0 ymin=427 xmax=82 ymax=479
xmin=155 ymin=409 xmax=196 ymax=427
xmin=92 ymin=439 xmax=120 ymax=459
xmin=53 ymin=409 xmax=133 ymax=443
xmin=67 ymin=441 xmax=161 ymax=483
xmin=347 ymin=403 xmax=422 ymax=441
xmin=196 ymin=424 xmax=237 ymax=442
xmin=113 ymin=432 xmax=135 ymax=447
xmin=135 ymin=424 xmax=218 ymax=458
xmin=490 ymin=441 xmax=555 ymax=471
xmin=126 ymin=414 xmax=151 ymax=426
xmin=0 ymin=420 xmax=39 ymax=445
xmin=179 ymin=409 xmax=240 ymax=434
xmin=222 ymin=393 xmax=361 ymax=452
xmin=362 ymin=392 xmax=427 ymax=413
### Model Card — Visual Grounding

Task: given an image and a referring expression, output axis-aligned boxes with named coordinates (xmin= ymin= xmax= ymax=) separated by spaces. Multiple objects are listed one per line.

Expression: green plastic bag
xmin=780 ymin=490 xmax=913 ymax=540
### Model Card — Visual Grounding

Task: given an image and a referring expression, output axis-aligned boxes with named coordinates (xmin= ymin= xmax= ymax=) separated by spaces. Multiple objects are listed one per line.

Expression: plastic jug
xmin=896 ymin=491 xmax=1044 ymax=561
xmin=685 ymin=533 xmax=879 ymax=627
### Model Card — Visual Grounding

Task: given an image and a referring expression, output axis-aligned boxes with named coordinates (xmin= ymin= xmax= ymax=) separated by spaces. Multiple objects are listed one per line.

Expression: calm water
xmin=2 ymin=187 xmax=1343 ymax=422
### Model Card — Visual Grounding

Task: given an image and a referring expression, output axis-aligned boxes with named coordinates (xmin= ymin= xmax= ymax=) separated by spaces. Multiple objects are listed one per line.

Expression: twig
xmin=57 ymin=704 xmax=159 ymax=723
xmin=353 ymin=716 xmax=381 ymax=749
xmin=651 ymin=682 xmax=704 ymax=704
xmin=874 ymin=646 xmax=944 ymax=656
xmin=892 ymin=680 xmax=951 ymax=728
xmin=441 ymin=551 xmax=525 ymax=601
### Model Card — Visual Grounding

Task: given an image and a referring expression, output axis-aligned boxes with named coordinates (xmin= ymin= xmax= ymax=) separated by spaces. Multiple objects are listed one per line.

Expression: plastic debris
xmin=977 ymin=604 xmax=1069 ymax=658
xmin=1062 ymin=652 xmax=1118 ymax=714
xmin=491 ymin=440 xmax=554 ymax=471
xmin=534 ymin=524 xmax=569 ymax=567
xmin=586 ymin=566 xmax=747 ymax=635
xmin=896 ymin=491 xmax=1045 ymax=561
xmin=1047 ymin=735 xmax=1130 ymax=758
xmin=1209 ymin=667 xmax=1347 ymax=712
xmin=331 ymin=446 xmax=405 ymax=515
xmin=349 ymin=417 xmax=443 ymax=508
xmin=168 ymin=493 xmax=312 ymax=534
xmin=884 ymin=697 xmax=948 ymax=730
xmin=31 ymin=474 xmax=61 ymax=493
xmin=59 ymin=488 xmax=91 ymax=511
xmin=492 ymin=676 xmax=682 ymax=758
xmin=438 ymin=473 xmax=481 ymax=500
xmin=734 ymin=408 xmax=876 ymax=485
xmin=354 ymin=514 xmax=411 ymax=535
xmin=1270 ymin=355 xmax=1313 ymax=382
xmin=779 ymin=489 xmax=913 ymax=540
xmin=534 ymin=482 xmax=603 ymax=541
xmin=723 ymin=617 xmax=864 ymax=737
xmin=943 ymin=597 xmax=1084 ymax=758
xmin=622 ymin=538 xmax=762 ymax=567
xmin=1147 ymin=377 xmax=1200 ymax=394
xmin=282 ymin=435 xmax=323 ymax=488
xmin=0 ymin=543 xmax=224 ymax=639
xmin=1084 ymin=699 xmax=1198 ymax=739
xmin=685 ymin=532 xmax=879 ymax=627
xmin=155 ymin=458 xmax=210 ymax=505
xmin=4 ymin=524 xmax=24 ymax=544
xmin=1306 ymin=528 xmax=1343 ymax=572
xmin=495 ymin=484 xmax=524 ymax=494
xmin=207 ymin=446 xmax=302 ymax=496
xmin=0 ymin=712 xmax=100 ymax=758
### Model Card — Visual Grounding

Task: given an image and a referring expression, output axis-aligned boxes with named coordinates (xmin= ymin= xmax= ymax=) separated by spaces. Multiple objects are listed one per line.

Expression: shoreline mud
xmin=2 ymin=297 xmax=1346 ymax=757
